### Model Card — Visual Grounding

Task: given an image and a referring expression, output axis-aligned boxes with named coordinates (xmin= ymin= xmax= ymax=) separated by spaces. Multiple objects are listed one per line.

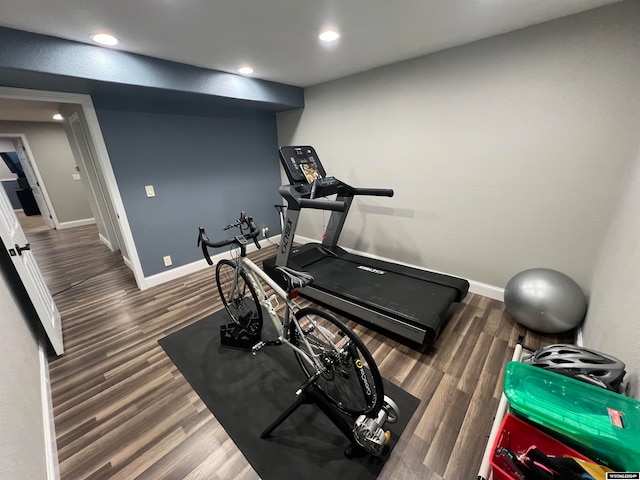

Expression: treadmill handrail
xmin=300 ymin=198 xmax=346 ymax=212
xmin=278 ymin=184 xmax=346 ymax=211
xmin=278 ymin=181 xmax=393 ymax=212
xmin=351 ymin=187 xmax=394 ymax=197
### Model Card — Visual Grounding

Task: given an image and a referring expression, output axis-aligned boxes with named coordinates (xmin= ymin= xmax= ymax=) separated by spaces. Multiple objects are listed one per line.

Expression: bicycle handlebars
xmin=197 ymin=212 xmax=261 ymax=265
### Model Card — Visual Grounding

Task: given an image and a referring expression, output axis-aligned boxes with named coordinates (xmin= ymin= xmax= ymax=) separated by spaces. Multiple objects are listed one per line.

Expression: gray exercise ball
xmin=504 ymin=268 xmax=587 ymax=333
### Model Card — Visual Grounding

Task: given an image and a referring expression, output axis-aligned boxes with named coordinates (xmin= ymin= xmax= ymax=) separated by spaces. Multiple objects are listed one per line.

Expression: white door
xmin=13 ymin=138 xmax=55 ymax=228
xmin=0 ymin=183 xmax=63 ymax=355
xmin=68 ymin=113 xmax=124 ymax=254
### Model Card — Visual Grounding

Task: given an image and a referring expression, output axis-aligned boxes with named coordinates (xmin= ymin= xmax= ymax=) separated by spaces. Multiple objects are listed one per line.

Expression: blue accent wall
xmin=0 ymin=26 xmax=302 ymax=278
xmin=95 ymin=95 xmax=283 ymax=276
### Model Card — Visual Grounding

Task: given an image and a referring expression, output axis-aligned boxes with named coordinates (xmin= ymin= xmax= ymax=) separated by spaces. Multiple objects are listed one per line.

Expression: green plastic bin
xmin=503 ymin=361 xmax=640 ymax=471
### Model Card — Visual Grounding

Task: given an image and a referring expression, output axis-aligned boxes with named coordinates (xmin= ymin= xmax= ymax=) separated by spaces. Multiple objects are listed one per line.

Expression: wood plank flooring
xmin=20 ymin=216 xmax=573 ymax=480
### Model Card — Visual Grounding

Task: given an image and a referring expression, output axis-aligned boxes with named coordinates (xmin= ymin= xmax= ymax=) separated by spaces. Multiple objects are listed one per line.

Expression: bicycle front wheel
xmin=292 ymin=307 xmax=383 ymax=417
xmin=215 ymin=259 xmax=263 ymax=335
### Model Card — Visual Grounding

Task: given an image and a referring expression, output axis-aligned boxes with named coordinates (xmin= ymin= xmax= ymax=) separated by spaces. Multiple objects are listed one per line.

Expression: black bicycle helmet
xmin=522 ymin=344 xmax=626 ymax=392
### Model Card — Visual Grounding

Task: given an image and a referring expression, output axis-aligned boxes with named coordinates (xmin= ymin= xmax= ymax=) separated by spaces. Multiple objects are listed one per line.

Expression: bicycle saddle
xmin=275 ymin=266 xmax=314 ymax=291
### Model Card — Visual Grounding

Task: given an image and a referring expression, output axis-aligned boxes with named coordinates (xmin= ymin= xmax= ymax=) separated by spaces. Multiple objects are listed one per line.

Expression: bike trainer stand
xmin=219 ymin=322 xmax=261 ymax=351
xmin=260 ymin=379 xmax=367 ymax=458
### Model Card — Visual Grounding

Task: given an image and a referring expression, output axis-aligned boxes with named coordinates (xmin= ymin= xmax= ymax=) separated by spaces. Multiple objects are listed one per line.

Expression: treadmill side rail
xmin=300 ymin=286 xmax=431 ymax=344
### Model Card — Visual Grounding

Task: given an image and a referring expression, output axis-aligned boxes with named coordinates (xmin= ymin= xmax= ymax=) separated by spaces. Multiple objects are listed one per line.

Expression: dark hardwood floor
xmin=21 ymin=217 xmax=572 ymax=480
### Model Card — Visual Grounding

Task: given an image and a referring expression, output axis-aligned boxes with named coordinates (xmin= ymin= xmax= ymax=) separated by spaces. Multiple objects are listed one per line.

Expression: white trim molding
xmin=99 ymin=233 xmax=113 ymax=252
xmin=468 ymin=280 xmax=504 ymax=301
xmin=293 ymin=235 xmax=505 ymax=301
xmin=57 ymin=217 xmax=96 ymax=229
xmin=144 ymin=236 xmax=281 ymax=289
xmin=38 ymin=344 xmax=60 ymax=480
xmin=140 ymin=232 xmax=507 ymax=300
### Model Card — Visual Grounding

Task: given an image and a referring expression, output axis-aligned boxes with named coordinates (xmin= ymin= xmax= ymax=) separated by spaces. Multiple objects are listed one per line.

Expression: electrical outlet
xmin=145 ymin=185 xmax=155 ymax=197
xmin=163 ymin=255 xmax=172 ymax=267
xmin=262 ymin=226 xmax=269 ymax=237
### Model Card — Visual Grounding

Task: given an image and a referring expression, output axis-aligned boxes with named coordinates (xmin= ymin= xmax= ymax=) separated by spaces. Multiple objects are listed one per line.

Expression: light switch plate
xmin=145 ymin=185 xmax=155 ymax=197
xmin=163 ymin=255 xmax=172 ymax=266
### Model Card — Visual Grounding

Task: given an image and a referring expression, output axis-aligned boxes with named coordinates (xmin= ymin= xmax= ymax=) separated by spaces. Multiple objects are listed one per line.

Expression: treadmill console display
xmin=279 ymin=146 xmax=327 ymax=185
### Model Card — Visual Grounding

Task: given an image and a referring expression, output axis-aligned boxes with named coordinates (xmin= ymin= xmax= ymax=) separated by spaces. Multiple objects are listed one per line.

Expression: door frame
xmin=64 ymin=109 xmax=123 ymax=255
xmin=0 ymin=133 xmax=59 ymax=228
xmin=0 ymin=86 xmax=146 ymax=289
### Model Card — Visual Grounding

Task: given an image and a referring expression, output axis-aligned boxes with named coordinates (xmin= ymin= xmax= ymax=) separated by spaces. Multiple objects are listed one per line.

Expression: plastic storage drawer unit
xmin=491 ymin=413 xmax=594 ymax=480
xmin=503 ymin=361 xmax=640 ymax=471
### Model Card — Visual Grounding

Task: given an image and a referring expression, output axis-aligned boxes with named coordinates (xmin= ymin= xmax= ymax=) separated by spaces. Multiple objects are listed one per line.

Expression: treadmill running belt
xmin=308 ymin=257 xmax=457 ymax=327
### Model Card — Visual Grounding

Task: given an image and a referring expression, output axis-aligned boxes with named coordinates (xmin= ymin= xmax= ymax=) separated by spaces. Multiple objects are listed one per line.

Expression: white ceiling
xmin=0 ymin=0 xmax=624 ymax=122
xmin=0 ymin=0 xmax=622 ymax=89
xmin=0 ymin=99 xmax=64 ymax=123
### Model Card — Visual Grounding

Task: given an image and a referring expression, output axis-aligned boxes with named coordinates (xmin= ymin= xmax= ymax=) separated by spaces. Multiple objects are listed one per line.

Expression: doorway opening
xmin=0 ymin=134 xmax=57 ymax=232
xmin=0 ymin=87 xmax=145 ymax=290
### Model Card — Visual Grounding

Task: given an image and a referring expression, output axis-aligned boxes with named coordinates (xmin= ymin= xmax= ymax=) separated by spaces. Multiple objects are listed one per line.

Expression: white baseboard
xmin=468 ymin=281 xmax=504 ymax=301
xmin=123 ymin=256 xmax=133 ymax=271
xmin=142 ymin=233 xmax=506 ymax=301
xmin=56 ymin=217 xmax=96 ymax=229
xmin=38 ymin=344 xmax=60 ymax=480
xmin=294 ymin=235 xmax=505 ymax=301
xmin=13 ymin=208 xmax=24 ymax=212
xmin=99 ymin=233 xmax=113 ymax=251
xmin=143 ymin=235 xmax=281 ymax=289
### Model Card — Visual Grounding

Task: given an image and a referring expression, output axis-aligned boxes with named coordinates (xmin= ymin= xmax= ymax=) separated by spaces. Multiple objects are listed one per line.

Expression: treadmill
xmin=263 ymin=146 xmax=469 ymax=345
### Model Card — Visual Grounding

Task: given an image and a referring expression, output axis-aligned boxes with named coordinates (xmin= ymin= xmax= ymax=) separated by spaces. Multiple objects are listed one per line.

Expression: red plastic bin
xmin=490 ymin=414 xmax=593 ymax=480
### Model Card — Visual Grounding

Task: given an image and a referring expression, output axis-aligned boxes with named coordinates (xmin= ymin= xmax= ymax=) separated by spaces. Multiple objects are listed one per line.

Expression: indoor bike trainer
xmin=263 ymin=146 xmax=469 ymax=346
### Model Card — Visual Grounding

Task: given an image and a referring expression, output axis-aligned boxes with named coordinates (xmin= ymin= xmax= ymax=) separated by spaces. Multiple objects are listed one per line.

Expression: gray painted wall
xmin=0 ymin=249 xmax=47 ymax=479
xmin=277 ymin=1 xmax=640 ymax=394
xmin=277 ymin=1 xmax=640 ymax=291
xmin=583 ymin=140 xmax=640 ymax=399
xmin=0 ymin=121 xmax=94 ymax=224
xmin=94 ymin=98 xmax=283 ymax=276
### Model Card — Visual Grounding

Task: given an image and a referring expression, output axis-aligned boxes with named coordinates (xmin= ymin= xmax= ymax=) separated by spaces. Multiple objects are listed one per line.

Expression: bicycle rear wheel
xmin=292 ymin=307 xmax=383 ymax=417
xmin=215 ymin=259 xmax=262 ymax=335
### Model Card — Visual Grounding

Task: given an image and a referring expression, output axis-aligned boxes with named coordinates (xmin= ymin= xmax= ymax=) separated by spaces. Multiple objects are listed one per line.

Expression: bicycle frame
xmin=199 ymin=215 xmax=397 ymax=456
xmin=229 ymin=254 xmax=337 ymax=372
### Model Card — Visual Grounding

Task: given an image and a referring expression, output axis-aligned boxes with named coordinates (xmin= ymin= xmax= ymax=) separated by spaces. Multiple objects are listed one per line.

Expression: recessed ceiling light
xmin=52 ymin=113 xmax=63 ymax=121
xmin=90 ymin=33 xmax=119 ymax=46
xmin=319 ymin=30 xmax=340 ymax=42
xmin=238 ymin=66 xmax=254 ymax=75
